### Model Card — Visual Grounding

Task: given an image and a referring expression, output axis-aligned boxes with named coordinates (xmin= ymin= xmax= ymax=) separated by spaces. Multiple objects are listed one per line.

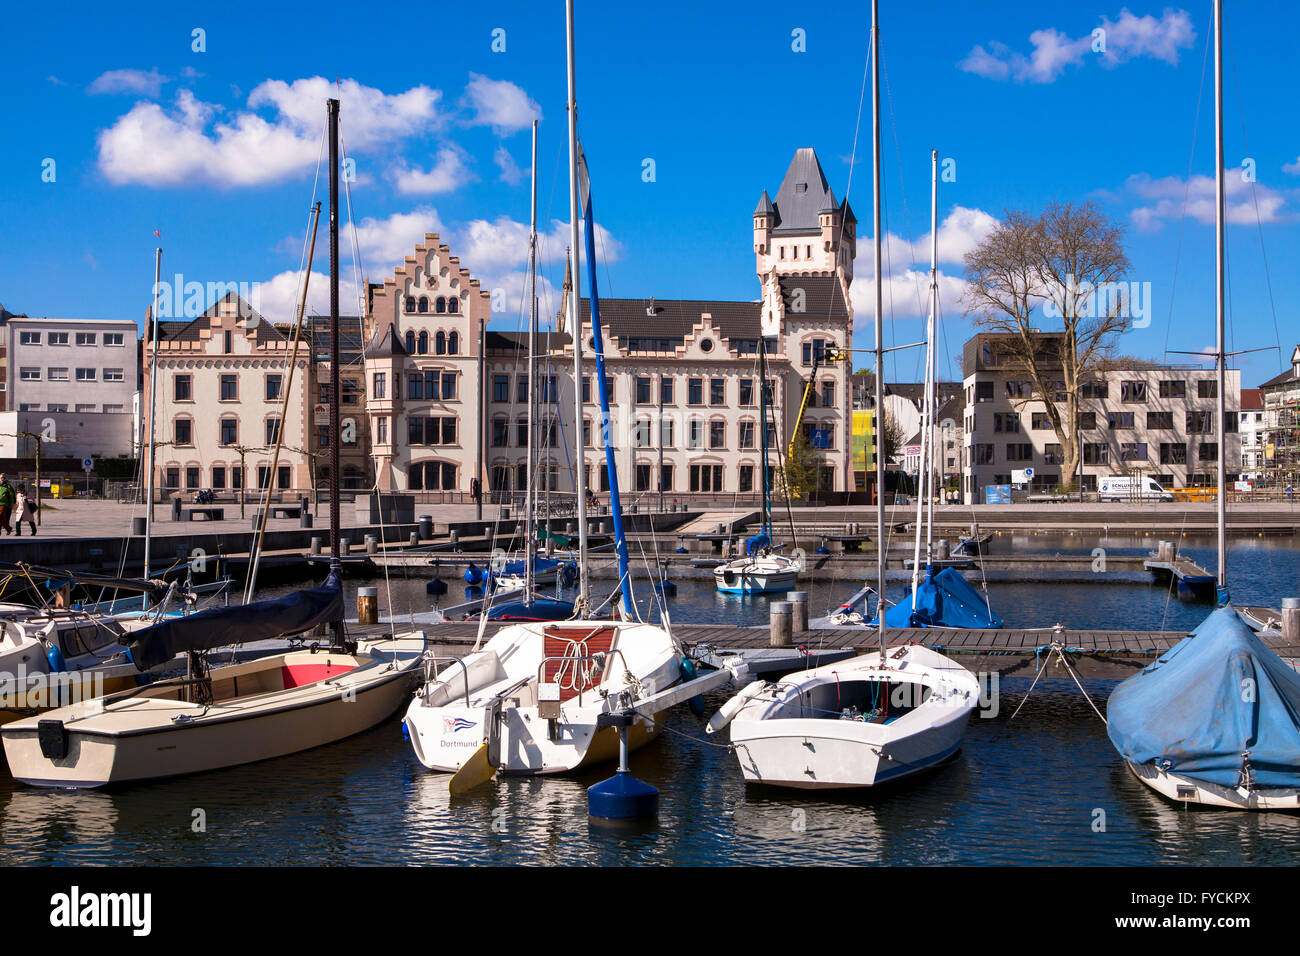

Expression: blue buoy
xmin=464 ymin=563 xmax=482 ymax=585
xmin=401 ymin=720 xmax=410 ymax=741
xmin=679 ymin=656 xmax=705 ymax=716
xmin=654 ymin=579 xmax=677 ymax=596
xmin=587 ymin=710 xmax=658 ymax=820
xmin=816 ymin=545 xmax=830 ymax=555
xmin=675 ymin=547 xmax=688 ymax=554
xmin=46 ymin=644 xmax=66 ymax=673
xmin=426 ymin=578 xmax=448 ymax=596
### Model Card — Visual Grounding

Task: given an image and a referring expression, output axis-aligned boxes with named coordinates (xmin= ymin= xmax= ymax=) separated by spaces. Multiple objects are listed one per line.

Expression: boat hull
xmin=1125 ymin=760 xmax=1300 ymax=811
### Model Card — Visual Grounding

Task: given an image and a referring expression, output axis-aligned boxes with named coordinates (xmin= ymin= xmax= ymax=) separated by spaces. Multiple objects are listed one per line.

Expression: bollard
xmin=598 ymin=520 xmax=608 ymax=534
xmin=970 ymin=521 xmax=980 ymax=542
xmin=567 ymin=521 xmax=576 ymax=534
xmin=1283 ymin=598 xmax=1300 ymax=645
xmin=845 ymin=522 xmax=854 ymax=535
xmin=365 ymin=535 xmax=378 ymax=556
xmin=409 ymin=532 xmax=419 ymax=546
xmin=716 ymin=523 xmax=725 ymax=536
xmin=299 ymin=511 xmax=313 ymax=529
xmin=89 ymin=549 xmax=104 ymax=571
xmin=418 ymin=515 xmax=434 ymax=539
xmin=937 ymin=539 xmax=951 ymax=561
xmin=449 ymin=529 xmax=460 ymax=548
xmin=172 ymin=497 xmax=182 ymax=521
xmin=310 ymin=536 xmax=323 ymax=556
xmin=131 ymin=516 xmax=147 ymax=536
xmin=770 ymin=602 xmax=793 ymax=648
xmin=340 ymin=537 xmax=352 ymax=555
xmin=357 ymin=586 xmax=379 ymax=625
xmin=789 ymin=591 xmax=809 ymax=633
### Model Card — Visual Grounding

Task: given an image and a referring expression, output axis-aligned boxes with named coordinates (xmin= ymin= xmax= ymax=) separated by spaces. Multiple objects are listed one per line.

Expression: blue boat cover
xmin=126 ymin=571 xmax=343 ymax=671
xmin=480 ymin=597 xmax=575 ymax=621
xmin=1107 ymin=606 xmax=1300 ymax=788
xmin=870 ymin=567 xmax=1002 ymax=628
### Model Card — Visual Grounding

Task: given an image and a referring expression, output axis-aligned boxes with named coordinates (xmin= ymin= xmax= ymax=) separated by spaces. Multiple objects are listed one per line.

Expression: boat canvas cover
xmin=873 ymin=568 xmax=1002 ymax=628
xmin=125 ymin=571 xmax=343 ymax=671
xmin=1107 ymin=606 xmax=1300 ymax=788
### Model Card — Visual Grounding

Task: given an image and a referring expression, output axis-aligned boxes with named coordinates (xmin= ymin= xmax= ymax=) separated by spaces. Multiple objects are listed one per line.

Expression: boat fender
xmin=679 ymin=656 xmax=706 ymax=716
xmin=45 ymin=644 xmax=66 ymax=673
xmin=401 ymin=720 xmax=410 ymax=741
xmin=561 ymin=564 xmax=577 ymax=587
xmin=465 ymin=563 xmax=483 ymax=585
xmin=705 ymin=680 xmax=769 ymax=734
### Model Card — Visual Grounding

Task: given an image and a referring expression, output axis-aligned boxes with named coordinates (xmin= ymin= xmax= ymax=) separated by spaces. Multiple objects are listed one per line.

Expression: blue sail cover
xmin=871 ymin=568 xmax=1002 ymax=628
xmin=1107 ymin=606 xmax=1300 ymax=789
xmin=126 ymin=571 xmax=344 ymax=671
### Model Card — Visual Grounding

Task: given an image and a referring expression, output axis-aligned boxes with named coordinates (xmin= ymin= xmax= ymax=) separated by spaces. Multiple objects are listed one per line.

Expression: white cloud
xmin=97 ymin=77 xmax=441 ymax=187
xmin=250 ymin=269 xmax=364 ymax=324
xmin=354 ymin=206 xmax=446 ymax=268
xmin=1127 ymin=169 xmax=1287 ymax=230
xmin=392 ymin=145 xmax=475 ymax=195
xmin=495 ymin=144 xmax=525 ymax=185
xmin=1284 ymin=157 xmax=1300 ymax=176
xmin=88 ymin=68 xmax=170 ymax=97
xmin=463 ymin=73 xmax=540 ymax=134
xmin=960 ymin=8 xmax=1195 ymax=83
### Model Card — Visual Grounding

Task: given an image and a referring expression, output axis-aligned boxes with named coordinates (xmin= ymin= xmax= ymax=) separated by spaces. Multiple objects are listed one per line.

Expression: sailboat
xmin=812 ymin=151 xmax=1000 ymax=630
xmin=706 ymin=0 xmax=980 ymax=788
xmin=403 ymin=1 xmax=742 ymax=786
xmin=1105 ymin=0 xmax=1300 ymax=811
xmin=1 ymin=98 xmax=425 ymax=788
xmin=713 ymin=340 xmax=803 ymax=594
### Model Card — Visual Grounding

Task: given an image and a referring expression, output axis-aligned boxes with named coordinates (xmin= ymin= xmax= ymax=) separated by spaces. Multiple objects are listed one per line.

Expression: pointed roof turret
xmin=364 ymin=322 xmax=408 ymax=358
xmin=771 ymin=147 xmax=837 ymax=234
xmin=754 ymin=190 xmax=775 ymax=217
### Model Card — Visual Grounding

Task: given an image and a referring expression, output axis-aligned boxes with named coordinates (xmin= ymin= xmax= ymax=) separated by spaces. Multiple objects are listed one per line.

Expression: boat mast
xmin=328 ymin=97 xmax=343 ymax=646
xmin=566 ymin=0 xmax=590 ymax=615
xmin=526 ymin=119 xmax=538 ymax=604
xmin=871 ymin=0 xmax=886 ymax=657
xmin=759 ymin=339 xmax=772 ymax=537
xmin=926 ymin=148 xmax=938 ymax=565
xmin=143 ymin=246 xmax=162 ymax=611
xmin=1213 ymin=0 xmax=1227 ymax=599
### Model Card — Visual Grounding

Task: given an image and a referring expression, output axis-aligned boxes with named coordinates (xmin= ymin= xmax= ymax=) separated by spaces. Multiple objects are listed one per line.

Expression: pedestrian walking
xmin=12 ymin=485 xmax=37 ymax=536
xmin=0 ymin=474 xmax=14 ymax=535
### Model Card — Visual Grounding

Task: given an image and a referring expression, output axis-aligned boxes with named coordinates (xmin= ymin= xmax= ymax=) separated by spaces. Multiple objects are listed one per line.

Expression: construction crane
xmin=784 ymin=345 xmax=846 ymax=496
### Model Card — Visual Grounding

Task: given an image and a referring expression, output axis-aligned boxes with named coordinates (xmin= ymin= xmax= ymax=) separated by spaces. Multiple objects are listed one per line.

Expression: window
xmin=739 ymin=379 xmax=754 ymax=406
xmin=1107 ymin=411 xmax=1135 ymax=430
xmin=75 ymin=368 xmax=96 ymax=382
xmin=710 ymin=421 xmax=726 ymax=449
xmin=418 ymin=331 xmax=429 ymax=355
xmin=316 ymin=424 xmax=330 ymax=448
xmin=278 ymin=465 xmax=291 ymax=490
xmin=104 ymin=332 xmax=125 ymax=347
xmin=48 ymin=332 xmax=69 ymax=346
xmin=223 ymin=331 xmax=232 ymax=353
xmin=1121 ymin=381 xmax=1147 ymax=403
xmin=1147 ymin=411 xmax=1174 ymax=429
xmin=448 ymin=331 xmax=460 ymax=354
xmin=440 ymin=373 xmax=456 ymax=401
xmin=660 ymin=377 xmax=674 ymax=404
xmin=1083 ymin=443 xmax=1109 ymax=465
xmin=75 ymin=332 xmax=96 ymax=346
xmin=581 ymin=376 xmax=591 ymax=404
xmin=739 ymin=464 xmax=754 ymax=493
xmin=47 ymin=367 xmax=69 ymax=382
xmin=688 ymin=378 xmax=703 ymax=405
xmin=583 ymin=418 xmax=592 ymax=448
xmin=18 ymin=331 xmax=40 ymax=345
xmin=186 ymin=467 xmax=200 ymax=490
xmin=739 ymin=421 xmax=756 ymax=449
xmin=636 ymin=377 xmax=651 ymax=404
xmin=47 ymin=404 xmax=68 ymax=412
xmin=266 ymin=374 xmax=282 ymax=401
xmin=417 ymin=297 xmax=429 ymax=314
xmin=341 ymin=380 xmax=361 ymax=405
xmin=975 ymin=381 xmax=994 ymax=403
xmin=1044 ymin=443 xmax=1064 ymax=464
xmin=660 ymin=464 xmax=674 ymax=492
xmin=820 ymin=381 xmax=835 ymax=408
xmin=687 ymin=418 xmax=703 ymax=449
xmin=104 ymin=404 xmax=123 ymax=413
xmin=266 ymin=418 xmax=281 ymax=445
xmin=377 ymin=417 xmax=388 ymax=444
xmin=373 ymin=372 xmax=386 ymax=399
xmin=1081 ymin=381 xmax=1108 ymax=399
xmin=635 ymin=464 xmax=652 ymax=492
xmin=689 ymin=464 xmax=723 ymax=492
xmin=659 ymin=417 xmax=674 ymax=447
xmin=405 ymin=331 xmax=416 ymax=354
xmin=220 ymin=419 xmax=238 ymax=445
xmin=994 ymin=413 xmax=1020 ymax=433
xmin=100 ymin=367 xmax=124 ymax=383
xmin=634 ymin=419 xmax=651 ymax=447
xmin=1186 ymin=410 xmax=1214 ymax=434
xmin=1006 ymin=443 xmax=1033 ymax=462
xmin=1078 ymin=411 xmax=1097 ymax=430
xmin=975 ymin=444 xmax=995 ymax=465
xmin=540 ymin=376 xmax=557 ymax=404
xmin=1199 ymin=442 xmax=1218 ymax=463
xmin=1197 ymin=380 xmax=1217 ymax=399
xmin=212 ymin=466 xmax=226 ymax=490
xmin=174 ymin=419 xmax=193 ymax=445
xmin=1159 ymin=380 xmax=1186 ymax=399
xmin=517 ymin=375 xmax=529 ymax=403
xmin=710 ymin=379 xmax=725 ymax=406
xmin=492 ymin=375 xmax=508 ymax=403
xmin=1006 ymin=380 xmax=1032 ymax=400
xmin=165 ymin=467 xmax=180 ymax=490
xmin=1160 ymin=442 xmax=1187 ymax=465
xmin=1031 ymin=412 xmax=1052 ymax=430
xmin=1119 ymin=442 xmax=1148 ymax=461
xmin=220 ymin=374 xmax=237 ymax=401
xmin=19 ymin=368 xmax=39 ymax=381
xmin=435 ymin=331 xmax=446 ymax=355
xmin=801 ymin=339 xmax=827 ymax=365
xmin=492 ymin=418 xmax=509 ymax=447
xmin=405 ymin=296 xmax=416 ymax=314
xmin=516 ymin=419 xmax=529 ymax=448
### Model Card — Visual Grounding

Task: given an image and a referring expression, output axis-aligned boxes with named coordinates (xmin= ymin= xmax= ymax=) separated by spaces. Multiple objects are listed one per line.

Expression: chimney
xmin=646 ymin=297 xmax=656 ymax=317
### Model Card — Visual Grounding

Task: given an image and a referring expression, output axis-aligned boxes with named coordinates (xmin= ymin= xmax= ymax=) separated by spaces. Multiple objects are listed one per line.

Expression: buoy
xmin=587 ymin=710 xmax=658 ymax=820
xmin=46 ymin=644 xmax=66 ymax=673
xmin=680 ymin=656 xmax=704 ymax=716
xmin=426 ymin=578 xmax=448 ymax=596
xmin=675 ymin=546 xmax=688 ymax=555
xmin=816 ymin=545 xmax=830 ymax=555
xmin=465 ymin=563 xmax=483 ymax=585
xmin=655 ymin=579 xmax=677 ymax=596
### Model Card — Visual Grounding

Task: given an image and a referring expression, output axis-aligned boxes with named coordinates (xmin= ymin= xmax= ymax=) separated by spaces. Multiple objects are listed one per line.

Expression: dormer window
xmin=796 ymin=183 xmax=807 ymax=193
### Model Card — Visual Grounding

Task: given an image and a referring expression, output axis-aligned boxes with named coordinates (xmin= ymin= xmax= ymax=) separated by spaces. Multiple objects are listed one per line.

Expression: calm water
xmin=2 ymin=533 xmax=1298 ymax=866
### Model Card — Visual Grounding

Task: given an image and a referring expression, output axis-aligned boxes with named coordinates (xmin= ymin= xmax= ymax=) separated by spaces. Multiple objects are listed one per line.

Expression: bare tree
xmin=962 ymin=201 xmax=1131 ymax=487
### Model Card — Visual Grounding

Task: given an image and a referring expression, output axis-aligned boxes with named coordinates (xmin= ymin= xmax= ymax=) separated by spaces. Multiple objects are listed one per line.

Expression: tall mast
xmin=526 ymin=119 xmax=538 ymax=603
xmin=925 ymin=148 xmax=938 ymax=563
xmin=759 ymin=339 xmax=771 ymax=535
xmin=871 ymin=0 xmax=886 ymax=657
xmin=566 ymin=0 xmax=590 ymax=614
xmin=328 ymin=97 xmax=343 ymax=646
xmin=143 ymin=246 xmax=162 ymax=611
xmin=1213 ymin=0 xmax=1227 ymax=597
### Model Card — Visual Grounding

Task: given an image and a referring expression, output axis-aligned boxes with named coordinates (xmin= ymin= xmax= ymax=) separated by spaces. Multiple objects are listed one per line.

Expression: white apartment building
xmin=1259 ymin=344 xmax=1300 ymax=485
xmin=961 ymin=332 xmax=1241 ymax=502
xmin=6 ymin=317 xmax=138 ymax=456
xmin=1238 ymin=388 xmax=1265 ymax=479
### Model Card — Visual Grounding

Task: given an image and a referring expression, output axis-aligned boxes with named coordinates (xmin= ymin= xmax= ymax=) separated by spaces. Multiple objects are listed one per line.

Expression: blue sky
xmin=2 ymin=0 xmax=1296 ymax=389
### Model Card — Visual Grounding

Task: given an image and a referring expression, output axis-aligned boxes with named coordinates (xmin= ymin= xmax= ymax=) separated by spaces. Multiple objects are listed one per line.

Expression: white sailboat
xmin=1 ymin=98 xmax=425 ymax=788
xmin=404 ymin=1 xmax=743 ymax=789
xmin=706 ymin=0 xmax=981 ymax=789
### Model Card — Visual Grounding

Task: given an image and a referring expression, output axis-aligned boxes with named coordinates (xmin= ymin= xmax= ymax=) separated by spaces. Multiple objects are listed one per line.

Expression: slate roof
xmin=154 ymin=292 xmax=284 ymax=344
xmin=365 ymin=322 xmax=409 ymax=358
xmin=1260 ymin=366 xmax=1300 ymax=389
xmin=770 ymin=148 xmax=837 ymax=235
xmin=577 ymin=297 xmax=762 ymax=339
xmin=776 ymin=275 xmax=849 ymax=318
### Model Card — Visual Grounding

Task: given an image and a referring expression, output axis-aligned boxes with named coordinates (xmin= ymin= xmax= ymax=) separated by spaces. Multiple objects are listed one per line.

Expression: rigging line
xmin=880 ymin=51 xmax=929 ymax=326
xmin=1161 ymin=21 xmax=1212 ymax=363
xmin=1225 ymin=25 xmax=1285 ymax=369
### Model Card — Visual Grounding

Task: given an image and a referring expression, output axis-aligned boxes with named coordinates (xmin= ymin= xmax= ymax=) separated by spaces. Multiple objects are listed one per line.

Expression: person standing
xmin=0 ymin=474 xmax=14 ymax=535
xmin=12 ymin=485 xmax=37 ymax=536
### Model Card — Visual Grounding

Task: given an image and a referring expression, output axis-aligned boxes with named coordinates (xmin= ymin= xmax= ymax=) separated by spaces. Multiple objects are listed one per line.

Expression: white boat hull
xmin=714 ymin=555 xmax=801 ymax=594
xmin=1125 ymin=760 xmax=1300 ymax=811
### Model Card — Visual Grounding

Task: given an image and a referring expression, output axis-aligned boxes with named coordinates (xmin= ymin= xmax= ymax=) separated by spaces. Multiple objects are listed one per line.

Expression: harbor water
xmin=2 ymin=533 xmax=1297 ymax=866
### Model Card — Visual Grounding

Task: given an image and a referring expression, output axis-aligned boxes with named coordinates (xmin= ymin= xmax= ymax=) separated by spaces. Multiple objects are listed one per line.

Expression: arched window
xmin=448 ymin=297 xmax=459 ymax=314
xmin=417 ymin=331 xmax=429 ymax=354
xmin=417 ymin=296 xmax=429 ymax=314
xmin=448 ymin=331 xmax=460 ymax=355
xmin=404 ymin=295 xmax=416 ymax=313
xmin=435 ymin=331 xmax=447 ymax=355
xmin=404 ymin=330 xmax=416 ymax=354
xmin=436 ymin=297 xmax=447 ymax=314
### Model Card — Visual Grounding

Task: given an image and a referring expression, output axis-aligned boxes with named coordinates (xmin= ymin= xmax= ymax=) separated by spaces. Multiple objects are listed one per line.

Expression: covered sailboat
xmin=874 ymin=567 xmax=1002 ymax=629
xmin=1107 ymin=607 xmax=1300 ymax=808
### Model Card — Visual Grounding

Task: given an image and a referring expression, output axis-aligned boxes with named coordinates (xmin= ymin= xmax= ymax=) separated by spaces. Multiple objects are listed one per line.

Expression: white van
xmin=1097 ymin=475 xmax=1174 ymax=502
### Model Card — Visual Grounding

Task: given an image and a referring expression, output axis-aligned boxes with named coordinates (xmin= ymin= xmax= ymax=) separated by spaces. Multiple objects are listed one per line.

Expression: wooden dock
xmin=370 ymin=619 xmax=1300 ymax=680
xmin=1143 ymin=539 xmax=1217 ymax=601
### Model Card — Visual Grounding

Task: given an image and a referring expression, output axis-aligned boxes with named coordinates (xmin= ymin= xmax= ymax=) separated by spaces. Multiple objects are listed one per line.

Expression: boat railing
xmin=535 ymin=649 xmax=630 ymax=707
xmin=421 ymin=654 xmax=471 ymax=707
